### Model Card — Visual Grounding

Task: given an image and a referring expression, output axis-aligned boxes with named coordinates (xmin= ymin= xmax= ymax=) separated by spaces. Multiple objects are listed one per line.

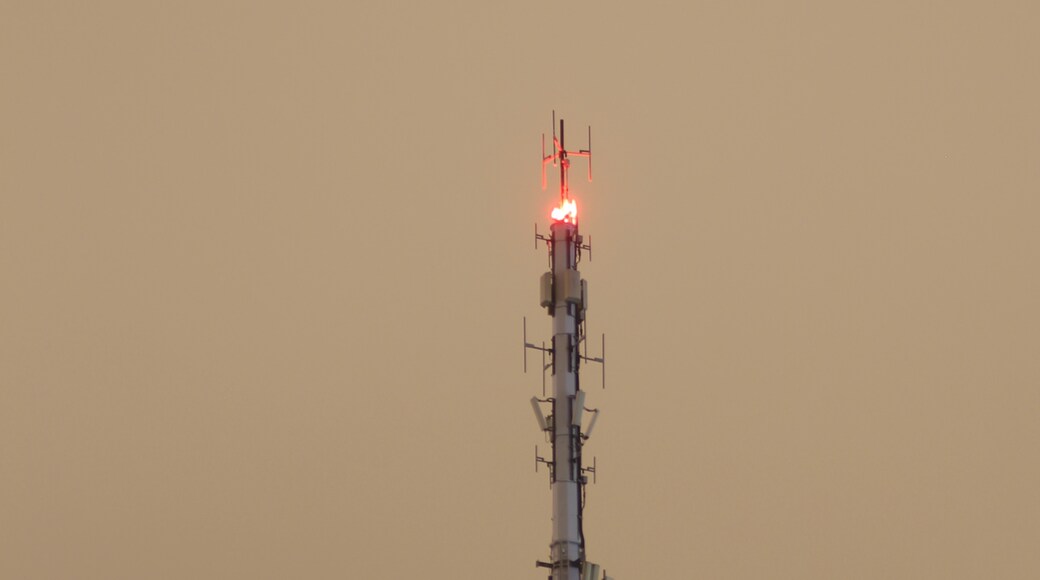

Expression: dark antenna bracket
xmin=523 ymin=317 xmax=554 ymax=397
xmin=581 ymin=456 xmax=598 ymax=485
xmin=535 ymin=445 xmax=554 ymax=486
xmin=578 ymin=333 xmax=606 ymax=389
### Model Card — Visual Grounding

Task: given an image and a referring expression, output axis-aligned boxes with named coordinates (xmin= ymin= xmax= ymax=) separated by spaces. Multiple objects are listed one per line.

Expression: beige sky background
xmin=2 ymin=1 xmax=1039 ymax=578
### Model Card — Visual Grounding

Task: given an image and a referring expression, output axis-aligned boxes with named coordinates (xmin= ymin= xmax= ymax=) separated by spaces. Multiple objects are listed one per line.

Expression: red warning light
xmin=551 ymin=199 xmax=578 ymax=224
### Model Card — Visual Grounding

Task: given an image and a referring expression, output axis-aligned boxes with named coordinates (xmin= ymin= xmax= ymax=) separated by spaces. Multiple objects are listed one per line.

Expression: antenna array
xmin=524 ymin=112 xmax=613 ymax=580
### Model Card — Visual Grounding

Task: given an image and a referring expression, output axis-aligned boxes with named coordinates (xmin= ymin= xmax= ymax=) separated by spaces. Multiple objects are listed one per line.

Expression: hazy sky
xmin=2 ymin=2 xmax=1038 ymax=579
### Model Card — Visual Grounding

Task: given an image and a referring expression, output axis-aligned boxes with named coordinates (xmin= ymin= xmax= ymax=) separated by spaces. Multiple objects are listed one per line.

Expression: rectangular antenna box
xmin=558 ymin=270 xmax=582 ymax=305
xmin=540 ymin=272 xmax=554 ymax=308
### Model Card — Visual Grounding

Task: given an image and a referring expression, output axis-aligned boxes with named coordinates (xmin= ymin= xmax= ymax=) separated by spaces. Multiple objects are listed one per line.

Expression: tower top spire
xmin=542 ymin=111 xmax=592 ymax=204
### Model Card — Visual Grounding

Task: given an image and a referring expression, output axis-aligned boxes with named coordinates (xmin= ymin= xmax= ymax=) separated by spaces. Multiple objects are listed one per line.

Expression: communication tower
xmin=525 ymin=113 xmax=613 ymax=580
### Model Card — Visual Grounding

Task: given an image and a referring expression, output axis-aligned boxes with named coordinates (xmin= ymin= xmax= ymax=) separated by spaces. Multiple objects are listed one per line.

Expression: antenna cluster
xmin=542 ymin=110 xmax=592 ymax=198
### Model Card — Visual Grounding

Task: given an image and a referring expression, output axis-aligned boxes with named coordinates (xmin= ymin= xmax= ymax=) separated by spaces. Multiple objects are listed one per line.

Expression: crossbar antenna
xmin=543 ymin=110 xmax=592 ymax=200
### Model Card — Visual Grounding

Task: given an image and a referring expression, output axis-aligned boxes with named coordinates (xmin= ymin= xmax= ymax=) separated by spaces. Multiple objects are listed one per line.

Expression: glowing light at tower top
xmin=552 ymin=199 xmax=578 ymax=223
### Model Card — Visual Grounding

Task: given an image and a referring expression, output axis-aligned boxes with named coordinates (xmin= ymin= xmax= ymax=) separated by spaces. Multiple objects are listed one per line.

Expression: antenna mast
xmin=527 ymin=112 xmax=610 ymax=580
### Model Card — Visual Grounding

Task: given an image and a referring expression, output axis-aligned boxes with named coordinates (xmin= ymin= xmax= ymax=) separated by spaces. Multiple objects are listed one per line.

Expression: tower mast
xmin=528 ymin=113 xmax=608 ymax=580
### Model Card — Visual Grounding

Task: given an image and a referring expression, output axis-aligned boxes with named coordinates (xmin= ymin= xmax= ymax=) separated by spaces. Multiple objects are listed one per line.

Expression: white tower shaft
xmin=550 ymin=220 xmax=582 ymax=580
